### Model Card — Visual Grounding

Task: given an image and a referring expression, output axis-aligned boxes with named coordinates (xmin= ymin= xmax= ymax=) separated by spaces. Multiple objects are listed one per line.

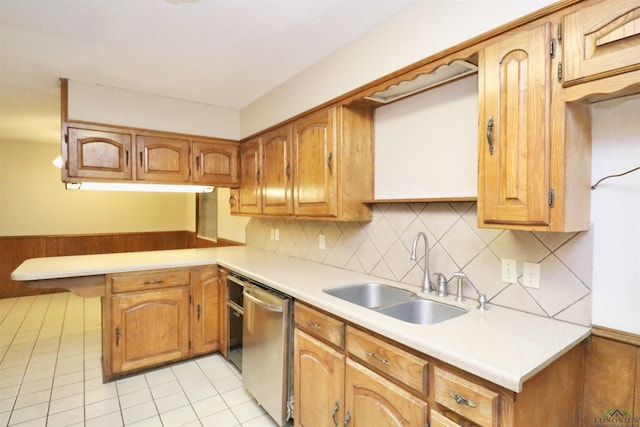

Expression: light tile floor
xmin=0 ymin=293 xmax=279 ymax=427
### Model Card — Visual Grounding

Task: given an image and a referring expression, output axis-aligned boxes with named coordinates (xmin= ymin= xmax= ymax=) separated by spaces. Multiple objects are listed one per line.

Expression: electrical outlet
xmin=501 ymin=259 xmax=518 ymax=283
xmin=523 ymin=262 xmax=541 ymax=288
xmin=274 ymin=229 xmax=280 ymax=241
xmin=318 ymin=234 xmax=326 ymax=250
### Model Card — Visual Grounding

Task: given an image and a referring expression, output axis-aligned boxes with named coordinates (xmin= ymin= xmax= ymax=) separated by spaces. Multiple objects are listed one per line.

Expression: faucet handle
xmin=433 ymin=273 xmax=448 ymax=297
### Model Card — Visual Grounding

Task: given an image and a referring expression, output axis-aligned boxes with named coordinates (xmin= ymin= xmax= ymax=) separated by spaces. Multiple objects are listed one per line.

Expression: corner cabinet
xmin=231 ymin=104 xmax=374 ymax=221
xmin=102 ymin=266 xmax=220 ymax=380
xmin=477 ymin=21 xmax=590 ymax=232
xmin=562 ymin=0 xmax=640 ymax=86
xmin=62 ymin=123 xmax=239 ymax=187
xmin=294 ymin=302 xmax=584 ymax=427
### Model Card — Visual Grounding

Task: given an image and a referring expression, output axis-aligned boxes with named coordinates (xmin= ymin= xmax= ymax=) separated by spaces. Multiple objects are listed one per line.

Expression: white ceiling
xmin=0 ymin=0 xmax=413 ymax=144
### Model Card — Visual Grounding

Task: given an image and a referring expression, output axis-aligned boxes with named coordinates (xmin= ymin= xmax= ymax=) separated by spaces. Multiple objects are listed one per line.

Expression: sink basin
xmin=323 ymin=283 xmax=415 ymax=309
xmin=376 ymin=299 xmax=467 ymax=325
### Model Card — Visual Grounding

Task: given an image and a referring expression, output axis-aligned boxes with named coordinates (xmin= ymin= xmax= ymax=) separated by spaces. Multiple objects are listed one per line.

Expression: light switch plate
xmin=501 ymin=259 xmax=518 ymax=283
xmin=274 ymin=229 xmax=280 ymax=241
xmin=270 ymin=229 xmax=275 ymax=240
xmin=523 ymin=262 xmax=541 ymax=288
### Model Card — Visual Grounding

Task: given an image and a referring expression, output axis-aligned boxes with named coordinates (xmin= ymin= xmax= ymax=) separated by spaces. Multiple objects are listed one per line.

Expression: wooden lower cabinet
xmin=294 ymin=330 xmax=345 ymax=427
xmin=110 ymin=286 xmax=191 ymax=375
xmin=102 ymin=266 xmax=221 ymax=380
xmin=345 ymin=359 xmax=428 ymax=426
xmin=293 ymin=302 xmax=585 ymax=427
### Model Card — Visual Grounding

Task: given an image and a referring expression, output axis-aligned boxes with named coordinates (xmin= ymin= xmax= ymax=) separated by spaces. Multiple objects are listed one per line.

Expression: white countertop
xmin=12 ymin=246 xmax=591 ymax=392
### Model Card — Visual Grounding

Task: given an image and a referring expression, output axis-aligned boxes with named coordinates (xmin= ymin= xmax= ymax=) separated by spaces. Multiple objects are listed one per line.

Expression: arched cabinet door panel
xmin=563 ymin=0 xmax=640 ymax=85
xmin=66 ymin=127 xmax=133 ymax=180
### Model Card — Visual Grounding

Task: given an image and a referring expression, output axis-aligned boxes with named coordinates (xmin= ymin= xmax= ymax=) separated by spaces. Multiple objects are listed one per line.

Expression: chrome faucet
xmin=411 ymin=232 xmax=434 ymax=293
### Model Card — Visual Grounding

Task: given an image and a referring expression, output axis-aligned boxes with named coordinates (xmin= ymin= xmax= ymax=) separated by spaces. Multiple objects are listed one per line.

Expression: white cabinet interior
xmin=373 ymin=74 xmax=478 ymax=201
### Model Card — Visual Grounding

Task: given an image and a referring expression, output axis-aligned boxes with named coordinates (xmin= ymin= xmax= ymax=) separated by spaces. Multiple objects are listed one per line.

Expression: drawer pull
xmin=305 ymin=319 xmax=321 ymax=329
xmin=449 ymin=391 xmax=477 ymax=408
xmin=331 ymin=400 xmax=339 ymax=427
xmin=143 ymin=280 xmax=164 ymax=285
xmin=365 ymin=351 xmax=390 ymax=366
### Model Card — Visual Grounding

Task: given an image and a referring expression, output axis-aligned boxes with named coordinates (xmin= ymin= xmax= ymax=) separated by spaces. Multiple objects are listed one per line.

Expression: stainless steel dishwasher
xmin=240 ymin=275 xmax=293 ymax=426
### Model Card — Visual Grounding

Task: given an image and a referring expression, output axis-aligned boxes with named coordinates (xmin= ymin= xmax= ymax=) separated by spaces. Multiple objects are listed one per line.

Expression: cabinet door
xmin=111 ymin=287 xmax=190 ymax=374
xmin=478 ymin=23 xmax=552 ymax=227
xmin=344 ymin=359 xmax=428 ymax=427
xmin=136 ymin=135 xmax=190 ymax=183
xmin=192 ymin=141 xmax=238 ymax=186
xmin=563 ymin=0 xmax=640 ymax=85
xmin=262 ymin=126 xmax=294 ymax=215
xmin=192 ymin=266 xmax=219 ymax=356
xmin=236 ymin=138 xmax=262 ymax=214
xmin=293 ymin=107 xmax=338 ymax=218
xmin=66 ymin=127 xmax=133 ymax=180
xmin=294 ymin=330 xmax=345 ymax=427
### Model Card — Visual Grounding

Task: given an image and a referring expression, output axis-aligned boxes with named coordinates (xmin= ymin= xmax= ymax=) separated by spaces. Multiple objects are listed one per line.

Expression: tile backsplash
xmin=246 ymin=202 xmax=591 ymax=326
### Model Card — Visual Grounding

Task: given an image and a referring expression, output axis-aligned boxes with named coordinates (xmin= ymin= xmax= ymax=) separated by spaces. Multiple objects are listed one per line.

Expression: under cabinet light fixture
xmin=364 ymin=60 xmax=478 ymax=104
xmin=64 ymin=182 xmax=214 ymax=193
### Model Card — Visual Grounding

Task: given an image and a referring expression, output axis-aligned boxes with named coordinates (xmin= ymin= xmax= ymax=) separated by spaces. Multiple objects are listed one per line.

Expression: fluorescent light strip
xmin=65 ymin=182 xmax=214 ymax=193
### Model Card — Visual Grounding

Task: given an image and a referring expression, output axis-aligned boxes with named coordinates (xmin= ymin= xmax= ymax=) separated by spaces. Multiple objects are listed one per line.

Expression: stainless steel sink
xmin=376 ymin=299 xmax=467 ymax=325
xmin=323 ymin=283 xmax=415 ymax=309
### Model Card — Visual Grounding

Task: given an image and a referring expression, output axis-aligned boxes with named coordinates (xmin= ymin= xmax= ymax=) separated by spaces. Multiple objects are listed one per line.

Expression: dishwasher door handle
xmin=243 ymin=289 xmax=284 ymax=313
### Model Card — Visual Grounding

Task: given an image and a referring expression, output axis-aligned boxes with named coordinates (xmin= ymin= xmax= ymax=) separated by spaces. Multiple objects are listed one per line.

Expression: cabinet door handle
xmin=139 ymin=151 xmax=144 ymax=167
xmin=143 ymin=280 xmax=164 ymax=285
xmin=327 ymin=152 xmax=333 ymax=175
xmin=285 ymin=162 xmax=291 ymax=179
xmin=331 ymin=400 xmax=339 ymax=427
xmin=256 ymin=169 xmax=261 ymax=183
xmin=196 ymin=155 xmax=201 ymax=172
xmin=229 ymin=193 xmax=237 ymax=205
xmin=344 ymin=410 xmax=351 ymax=427
xmin=125 ymin=149 xmax=129 ymax=167
xmin=365 ymin=351 xmax=390 ymax=366
xmin=115 ymin=326 xmax=120 ymax=346
xmin=197 ymin=304 xmax=201 ymax=321
xmin=305 ymin=319 xmax=321 ymax=329
xmin=486 ymin=116 xmax=494 ymax=155
xmin=449 ymin=391 xmax=477 ymax=408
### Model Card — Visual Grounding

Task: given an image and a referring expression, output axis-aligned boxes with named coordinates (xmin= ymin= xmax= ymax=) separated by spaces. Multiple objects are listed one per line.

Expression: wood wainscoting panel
xmin=0 ymin=232 xmax=239 ymax=299
xmin=583 ymin=326 xmax=640 ymax=426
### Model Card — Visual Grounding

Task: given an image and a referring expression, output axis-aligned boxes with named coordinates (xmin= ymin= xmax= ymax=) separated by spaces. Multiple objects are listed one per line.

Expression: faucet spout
xmin=411 ymin=232 xmax=433 ymax=293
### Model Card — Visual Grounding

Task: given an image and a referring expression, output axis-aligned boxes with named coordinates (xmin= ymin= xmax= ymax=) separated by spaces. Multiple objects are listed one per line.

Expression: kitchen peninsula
xmin=13 ymin=246 xmax=590 ymax=425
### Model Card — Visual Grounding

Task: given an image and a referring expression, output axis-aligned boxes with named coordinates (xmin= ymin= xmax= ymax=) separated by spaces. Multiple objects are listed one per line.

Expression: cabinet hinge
xmin=557 ymin=63 xmax=563 ymax=82
xmin=557 ymin=23 xmax=563 ymax=43
xmin=189 ymin=295 xmax=192 ymax=304
xmin=550 ymin=38 xmax=557 ymax=58
xmin=64 ymin=134 xmax=68 ymax=144
xmin=549 ymin=188 xmax=555 ymax=207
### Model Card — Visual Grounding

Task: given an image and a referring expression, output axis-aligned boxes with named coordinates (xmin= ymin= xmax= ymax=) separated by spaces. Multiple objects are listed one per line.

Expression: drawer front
xmin=110 ymin=268 xmax=191 ymax=293
xmin=430 ymin=409 xmax=463 ymax=427
xmin=294 ymin=302 xmax=345 ymax=349
xmin=346 ymin=326 xmax=428 ymax=396
xmin=433 ymin=367 xmax=498 ymax=427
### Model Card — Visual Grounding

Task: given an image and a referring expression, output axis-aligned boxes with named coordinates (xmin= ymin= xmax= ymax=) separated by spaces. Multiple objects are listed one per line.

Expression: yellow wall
xmin=0 ymin=140 xmax=195 ymax=236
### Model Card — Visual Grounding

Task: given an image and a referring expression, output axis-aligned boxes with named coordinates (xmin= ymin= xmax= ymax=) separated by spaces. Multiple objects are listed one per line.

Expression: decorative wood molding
xmin=592 ymin=325 xmax=640 ymax=347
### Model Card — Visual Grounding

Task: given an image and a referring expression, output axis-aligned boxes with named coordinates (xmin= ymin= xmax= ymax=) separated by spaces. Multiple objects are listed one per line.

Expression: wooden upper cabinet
xmin=136 ymin=135 xmax=191 ymax=183
xmin=478 ymin=23 xmax=553 ymax=228
xmin=563 ymin=0 xmax=640 ymax=86
xmin=262 ymin=126 xmax=294 ymax=216
xmin=293 ymin=107 xmax=338 ymax=218
xmin=235 ymin=138 xmax=263 ymax=214
xmin=65 ymin=127 xmax=133 ymax=180
xmin=192 ymin=140 xmax=238 ymax=187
